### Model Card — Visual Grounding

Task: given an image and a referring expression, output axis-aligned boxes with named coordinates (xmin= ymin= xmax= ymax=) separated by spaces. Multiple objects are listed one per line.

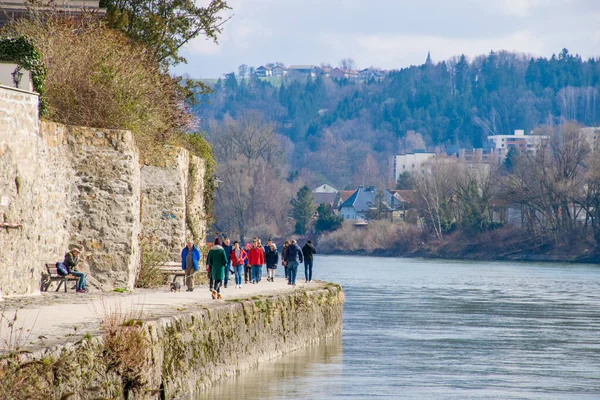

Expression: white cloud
xmin=177 ymin=0 xmax=600 ymax=78
xmin=345 ymin=31 xmax=545 ymax=69
xmin=500 ymin=0 xmax=543 ymax=17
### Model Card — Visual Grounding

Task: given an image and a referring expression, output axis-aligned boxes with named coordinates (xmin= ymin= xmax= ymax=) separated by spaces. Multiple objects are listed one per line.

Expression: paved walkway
xmin=0 ymin=277 xmax=323 ymax=353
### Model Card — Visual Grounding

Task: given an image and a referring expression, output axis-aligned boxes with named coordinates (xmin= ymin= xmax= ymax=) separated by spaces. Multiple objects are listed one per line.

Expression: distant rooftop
xmin=288 ymin=65 xmax=317 ymax=70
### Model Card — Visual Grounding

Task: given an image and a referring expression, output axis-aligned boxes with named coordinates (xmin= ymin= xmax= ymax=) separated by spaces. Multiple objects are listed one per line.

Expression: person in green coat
xmin=207 ymin=237 xmax=227 ymax=299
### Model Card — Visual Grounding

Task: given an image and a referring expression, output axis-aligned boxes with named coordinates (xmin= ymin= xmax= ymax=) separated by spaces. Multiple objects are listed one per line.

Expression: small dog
xmin=170 ymin=281 xmax=181 ymax=292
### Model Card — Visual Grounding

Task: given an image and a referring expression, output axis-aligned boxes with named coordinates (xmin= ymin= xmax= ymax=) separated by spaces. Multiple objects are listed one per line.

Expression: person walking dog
xmin=181 ymin=241 xmax=201 ymax=292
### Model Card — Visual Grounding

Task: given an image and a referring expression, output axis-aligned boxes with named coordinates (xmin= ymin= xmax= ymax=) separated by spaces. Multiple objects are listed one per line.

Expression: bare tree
xmin=503 ymin=122 xmax=590 ymax=244
xmin=339 ymin=57 xmax=356 ymax=71
xmin=398 ymin=131 xmax=426 ymax=153
xmin=209 ymin=112 xmax=282 ymax=170
xmin=415 ymin=157 xmax=460 ymax=240
xmin=353 ymin=153 xmax=380 ymax=187
xmin=238 ymin=64 xmax=248 ymax=79
xmin=207 ymin=112 xmax=292 ymax=240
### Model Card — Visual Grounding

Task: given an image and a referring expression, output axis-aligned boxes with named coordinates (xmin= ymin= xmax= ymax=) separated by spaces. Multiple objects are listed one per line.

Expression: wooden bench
xmin=41 ymin=263 xmax=80 ymax=292
xmin=158 ymin=261 xmax=186 ymax=284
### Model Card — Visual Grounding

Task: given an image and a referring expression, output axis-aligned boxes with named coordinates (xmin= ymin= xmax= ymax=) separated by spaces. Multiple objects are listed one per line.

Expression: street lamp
xmin=11 ymin=66 xmax=23 ymax=89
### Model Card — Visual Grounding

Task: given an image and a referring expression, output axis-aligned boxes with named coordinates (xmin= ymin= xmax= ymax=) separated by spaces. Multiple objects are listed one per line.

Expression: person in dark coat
xmin=207 ymin=238 xmax=227 ymax=299
xmin=264 ymin=238 xmax=272 ymax=255
xmin=284 ymin=239 xmax=303 ymax=286
xmin=222 ymin=238 xmax=233 ymax=288
xmin=282 ymin=240 xmax=290 ymax=280
xmin=265 ymin=243 xmax=279 ymax=282
xmin=302 ymin=240 xmax=317 ymax=283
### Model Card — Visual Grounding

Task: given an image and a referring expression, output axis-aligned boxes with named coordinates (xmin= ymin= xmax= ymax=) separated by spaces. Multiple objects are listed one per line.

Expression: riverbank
xmin=317 ymin=225 xmax=600 ymax=264
xmin=0 ymin=280 xmax=344 ymax=399
xmin=319 ymin=247 xmax=600 ymax=263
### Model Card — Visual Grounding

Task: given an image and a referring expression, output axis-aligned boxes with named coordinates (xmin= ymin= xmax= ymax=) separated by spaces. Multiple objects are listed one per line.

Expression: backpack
xmin=56 ymin=262 xmax=68 ymax=276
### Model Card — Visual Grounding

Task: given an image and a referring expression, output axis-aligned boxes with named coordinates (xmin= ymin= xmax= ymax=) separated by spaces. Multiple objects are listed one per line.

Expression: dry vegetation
xmin=5 ymin=16 xmax=194 ymax=162
xmin=318 ymin=220 xmax=424 ymax=254
xmin=99 ymin=303 xmax=151 ymax=395
xmin=135 ymin=236 xmax=169 ymax=288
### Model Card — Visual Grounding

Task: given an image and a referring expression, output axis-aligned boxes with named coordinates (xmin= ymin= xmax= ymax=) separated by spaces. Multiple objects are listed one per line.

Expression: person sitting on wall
xmin=181 ymin=240 xmax=201 ymax=292
xmin=63 ymin=244 xmax=87 ymax=293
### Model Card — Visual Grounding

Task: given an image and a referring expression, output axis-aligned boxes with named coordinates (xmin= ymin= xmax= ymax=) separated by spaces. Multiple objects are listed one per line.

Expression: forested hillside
xmin=193 ymin=49 xmax=600 ymax=189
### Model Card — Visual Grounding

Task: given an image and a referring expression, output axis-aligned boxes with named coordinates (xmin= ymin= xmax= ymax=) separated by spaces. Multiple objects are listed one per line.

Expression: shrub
xmin=318 ymin=220 xmax=424 ymax=253
xmin=99 ymin=303 xmax=150 ymax=395
xmin=135 ymin=236 xmax=169 ymax=288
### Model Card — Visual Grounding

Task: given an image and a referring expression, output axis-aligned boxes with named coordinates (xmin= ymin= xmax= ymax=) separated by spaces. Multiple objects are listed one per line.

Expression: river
xmin=198 ymin=255 xmax=600 ymax=399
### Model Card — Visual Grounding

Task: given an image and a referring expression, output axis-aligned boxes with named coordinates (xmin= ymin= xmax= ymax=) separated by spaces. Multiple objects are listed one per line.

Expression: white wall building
xmin=312 ymin=184 xmax=338 ymax=194
xmin=393 ymin=152 xmax=436 ymax=182
xmin=580 ymin=127 xmax=600 ymax=150
xmin=487 ymin=129 xmax=548 ymax=155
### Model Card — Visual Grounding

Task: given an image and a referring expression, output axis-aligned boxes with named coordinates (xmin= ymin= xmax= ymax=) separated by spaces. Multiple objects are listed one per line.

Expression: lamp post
xmin=11 ymin=66 xmax=23 ymax=89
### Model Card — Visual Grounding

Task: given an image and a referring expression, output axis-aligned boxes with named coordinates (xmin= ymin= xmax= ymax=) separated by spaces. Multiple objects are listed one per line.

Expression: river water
xmin=198 ymin=255 xmax=600 ymax=399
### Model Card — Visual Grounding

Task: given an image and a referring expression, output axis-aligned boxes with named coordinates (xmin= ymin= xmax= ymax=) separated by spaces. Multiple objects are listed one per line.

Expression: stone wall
xmin=0 ymin=285 xmax=344 ymax=400
xmin=0 ymin=85 xmax=205 ymax=296
xmin=56 ymin=124 xmax=142 ymax=290
xmin=141 ymin=147 xmax=205 ymax=259
xmin=0 ymin=85 xmax=71 ymax=297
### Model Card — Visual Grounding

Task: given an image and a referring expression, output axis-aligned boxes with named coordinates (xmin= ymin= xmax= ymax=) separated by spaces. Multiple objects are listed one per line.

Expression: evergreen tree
xmin=314 ymin=203 xmax=343 ymax=233
xmin=291 ymin=186 xmax=316 ymax=235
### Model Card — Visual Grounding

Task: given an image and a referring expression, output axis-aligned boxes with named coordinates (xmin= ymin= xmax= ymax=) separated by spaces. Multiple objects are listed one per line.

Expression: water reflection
xmin=197 ymin=334 xmax=342 ymax=400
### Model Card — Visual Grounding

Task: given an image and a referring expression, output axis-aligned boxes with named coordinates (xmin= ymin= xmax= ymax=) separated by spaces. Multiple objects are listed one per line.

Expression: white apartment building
xmin=487 ymin=129 xmax=548 ymax=155
xmin=393 ymin=152 xmax=436 ymax=182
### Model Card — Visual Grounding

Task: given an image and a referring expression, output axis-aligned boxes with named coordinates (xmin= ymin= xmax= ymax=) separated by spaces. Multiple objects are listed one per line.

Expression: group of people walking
xmin=181 ymin=237 xmax=317 ymax=299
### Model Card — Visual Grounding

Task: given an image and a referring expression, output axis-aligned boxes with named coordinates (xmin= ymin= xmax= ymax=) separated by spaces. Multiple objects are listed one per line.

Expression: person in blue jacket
xmin=181 ymin=240 xmax=201 ymax=292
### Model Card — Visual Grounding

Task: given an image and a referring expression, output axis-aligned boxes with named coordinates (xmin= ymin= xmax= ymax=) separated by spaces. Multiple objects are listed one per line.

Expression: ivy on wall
xmin=0 ymin=36 xmax=47 ymax=114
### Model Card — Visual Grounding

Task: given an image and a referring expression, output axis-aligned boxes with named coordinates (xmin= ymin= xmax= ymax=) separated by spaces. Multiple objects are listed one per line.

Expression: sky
xmin=174 ymin=0 xmax=600 ymax=79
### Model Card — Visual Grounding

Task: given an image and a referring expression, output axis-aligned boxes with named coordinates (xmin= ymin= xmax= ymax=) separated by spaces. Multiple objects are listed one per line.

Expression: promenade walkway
xmin=0 ymin=277 xmax=322 ymax=352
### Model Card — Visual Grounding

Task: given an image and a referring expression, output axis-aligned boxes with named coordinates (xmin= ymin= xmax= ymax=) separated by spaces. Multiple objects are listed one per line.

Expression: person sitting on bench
xmin=63 ymin=244 xmax=87 ymax=293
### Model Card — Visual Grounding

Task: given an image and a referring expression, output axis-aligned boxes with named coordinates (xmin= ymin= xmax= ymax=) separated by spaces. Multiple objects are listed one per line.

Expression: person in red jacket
xmin=230 ymin=241 xmax=247 ymax=288
xmin=248 ymin=239 xmax=265 ymax=284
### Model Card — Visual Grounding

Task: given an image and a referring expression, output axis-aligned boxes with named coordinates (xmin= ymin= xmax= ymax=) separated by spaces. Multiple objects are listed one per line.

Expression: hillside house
xmin=358 ymin=68 xmax=385 ymax=82
xmin=255 ymin=66 xmax=272 ymax=77
xmin=330 ymin=68 xmax=358 ymax=80
xmin=312 ymin=184 xmax=341 ymax=209
xmin=339 ymin=186 xmax=378 ymax=221
xmin=287 ymin=65 xmax=320 ymax=78
xmin=330 ymin=68 xmax=346 ymax=80
xmin=271 ymin=65 xmax=287 ymax=76
xmin=313 ymin=184 xmax=338 ymax=194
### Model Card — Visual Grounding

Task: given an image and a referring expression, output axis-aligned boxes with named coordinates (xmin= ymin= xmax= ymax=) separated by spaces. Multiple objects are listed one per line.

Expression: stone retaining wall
xmin=0 ymin=285 xmax=344 ymax=400
xmin=141 ymin=147 xmax=206 ymax=259
xmin=0 ymin=86 xmax=71 ymax=297
xmin=0 ymin=86 xmax=206 ymax=296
